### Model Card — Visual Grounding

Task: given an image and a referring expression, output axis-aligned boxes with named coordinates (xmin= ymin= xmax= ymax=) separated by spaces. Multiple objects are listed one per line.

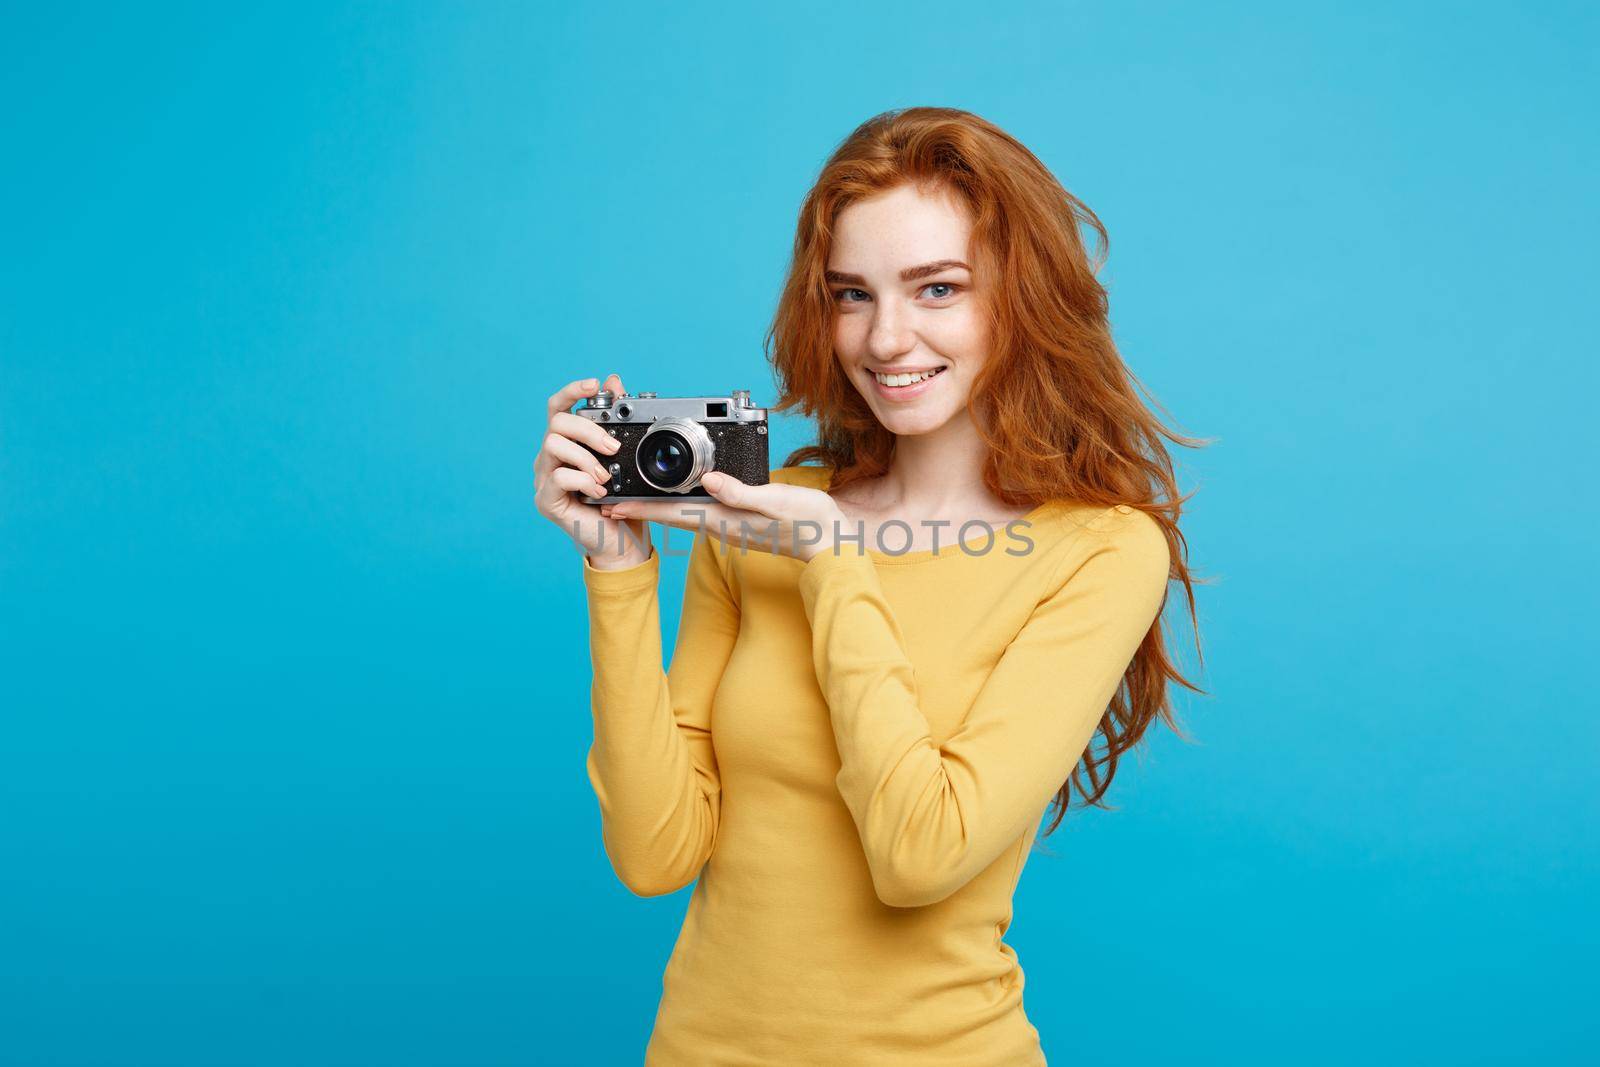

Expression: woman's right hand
xmin=534 ymin=372 xmax=653 ymax=569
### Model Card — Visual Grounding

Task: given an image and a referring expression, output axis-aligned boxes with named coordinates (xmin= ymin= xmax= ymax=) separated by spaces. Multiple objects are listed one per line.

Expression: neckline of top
xmin=790 ymin=465 xmax=1061 ymax=566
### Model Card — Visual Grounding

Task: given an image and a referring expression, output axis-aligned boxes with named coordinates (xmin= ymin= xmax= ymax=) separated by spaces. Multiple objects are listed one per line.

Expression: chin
xmin=874 ymin=406 xmax=960 ymax=437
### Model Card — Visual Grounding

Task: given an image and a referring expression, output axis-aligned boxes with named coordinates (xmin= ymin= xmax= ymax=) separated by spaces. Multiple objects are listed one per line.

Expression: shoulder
xmin=1085 ymin=504 xmax=1168 ymax=558
xmin=1023 ymin=499 xmax=1162 ymax=545
xmin=1035 ymin=503 xmax=1171 ymax=598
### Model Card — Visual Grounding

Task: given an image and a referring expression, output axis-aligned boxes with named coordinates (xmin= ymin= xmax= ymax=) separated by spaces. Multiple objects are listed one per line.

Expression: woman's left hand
xmin=598 ymin=471 xmax=847 ymax=563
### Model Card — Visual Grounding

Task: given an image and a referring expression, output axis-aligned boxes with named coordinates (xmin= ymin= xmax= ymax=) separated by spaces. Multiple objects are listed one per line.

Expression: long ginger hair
xmin=765 ymin=106 xmax=1212 ymax=838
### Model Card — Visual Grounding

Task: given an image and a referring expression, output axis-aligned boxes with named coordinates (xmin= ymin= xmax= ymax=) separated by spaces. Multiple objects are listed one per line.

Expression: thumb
xmin=702 ymin=471 xmax=772 ymax=514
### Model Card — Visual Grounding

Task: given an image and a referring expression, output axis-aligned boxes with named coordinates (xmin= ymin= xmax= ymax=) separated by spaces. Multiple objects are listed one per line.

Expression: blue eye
xmin=831 ymin=283 xmax=961 ymax=303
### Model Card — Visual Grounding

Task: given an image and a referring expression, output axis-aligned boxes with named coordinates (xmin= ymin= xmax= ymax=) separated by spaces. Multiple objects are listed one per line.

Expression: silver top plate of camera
xmin=577 ymin=388 xmax=766 ymax=423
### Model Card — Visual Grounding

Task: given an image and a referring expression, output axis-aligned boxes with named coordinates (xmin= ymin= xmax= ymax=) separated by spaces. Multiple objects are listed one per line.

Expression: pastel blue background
xmin=3 ymin=2 xmax=1594 ymax=1064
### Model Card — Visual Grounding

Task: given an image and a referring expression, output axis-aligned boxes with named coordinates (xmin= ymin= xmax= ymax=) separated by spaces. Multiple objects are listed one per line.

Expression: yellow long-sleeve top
xmin=580 ymin=465 xmax=1171 ymax=1066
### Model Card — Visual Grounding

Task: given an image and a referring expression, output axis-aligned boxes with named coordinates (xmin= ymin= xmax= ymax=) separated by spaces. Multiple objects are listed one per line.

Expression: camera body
xmin=572 ymin=388 xmax=770 ymax=503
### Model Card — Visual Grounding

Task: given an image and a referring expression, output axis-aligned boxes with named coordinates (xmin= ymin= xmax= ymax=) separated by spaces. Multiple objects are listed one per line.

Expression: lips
xmin=872 ymin=366 xmax=947 ymax=386
xmin=869 ymin=365 xmax=947 ymax=401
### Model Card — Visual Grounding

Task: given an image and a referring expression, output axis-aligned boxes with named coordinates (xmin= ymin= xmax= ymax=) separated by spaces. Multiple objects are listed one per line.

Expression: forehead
xmin=828 ymin=184 xmax=973 ymax=269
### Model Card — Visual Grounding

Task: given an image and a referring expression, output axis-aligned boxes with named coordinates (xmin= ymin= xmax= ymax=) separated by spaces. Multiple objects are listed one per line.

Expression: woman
xmin=534 ymin=107 xmax=1207 ymax=1065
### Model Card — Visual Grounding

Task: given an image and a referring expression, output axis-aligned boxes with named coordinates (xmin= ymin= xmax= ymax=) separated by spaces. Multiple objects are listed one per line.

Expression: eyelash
xmin=832 ymin=282 xmax=962 ymax=304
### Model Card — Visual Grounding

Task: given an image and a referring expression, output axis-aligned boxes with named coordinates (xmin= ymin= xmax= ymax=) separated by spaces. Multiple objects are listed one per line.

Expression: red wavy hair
xmin=764 ymin=106 xmax=1212 ymax=838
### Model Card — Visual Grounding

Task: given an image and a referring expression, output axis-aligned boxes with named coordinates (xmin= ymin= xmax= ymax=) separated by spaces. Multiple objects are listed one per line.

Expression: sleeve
xmin=796 ymin=507 xmax=1171 ymax=908
xmin=580 ymin=529 xmax=740 ymax=897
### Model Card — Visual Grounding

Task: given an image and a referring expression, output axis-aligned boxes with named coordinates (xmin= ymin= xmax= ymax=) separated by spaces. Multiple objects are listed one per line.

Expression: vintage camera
xmin=572 ymin=388 xmax=770 ymax=503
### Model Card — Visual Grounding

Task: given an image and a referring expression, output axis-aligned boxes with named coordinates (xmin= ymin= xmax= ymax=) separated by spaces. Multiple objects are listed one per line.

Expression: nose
xmin=866 ymin=301 xmax=915 ymax=362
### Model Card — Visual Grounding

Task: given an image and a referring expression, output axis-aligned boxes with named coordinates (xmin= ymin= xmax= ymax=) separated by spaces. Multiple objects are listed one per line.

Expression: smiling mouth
xmin=872 ymin=367 xmax=947 ymax=387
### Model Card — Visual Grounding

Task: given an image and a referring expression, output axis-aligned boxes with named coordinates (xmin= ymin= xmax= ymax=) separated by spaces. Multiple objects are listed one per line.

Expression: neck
xmin=875 ymin=407 xmax=994 ymax=514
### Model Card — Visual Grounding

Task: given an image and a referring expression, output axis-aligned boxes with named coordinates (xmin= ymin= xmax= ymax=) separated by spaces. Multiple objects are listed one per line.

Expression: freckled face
xmin=827 ymin=183 xmax=988 ymax=437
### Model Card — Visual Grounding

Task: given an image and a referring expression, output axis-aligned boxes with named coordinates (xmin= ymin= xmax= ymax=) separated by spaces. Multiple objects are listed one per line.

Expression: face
xmin=827 ymin=183 xmax=988 ymax=437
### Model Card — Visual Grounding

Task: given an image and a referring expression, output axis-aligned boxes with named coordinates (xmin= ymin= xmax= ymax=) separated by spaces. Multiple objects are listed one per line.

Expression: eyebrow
xmin=823 ymin=259 xmax=972 ymax=286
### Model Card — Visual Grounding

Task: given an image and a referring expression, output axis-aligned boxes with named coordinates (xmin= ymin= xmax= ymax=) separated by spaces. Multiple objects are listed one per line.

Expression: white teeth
xmin=873 ymin=367 xmax=944 ymax=387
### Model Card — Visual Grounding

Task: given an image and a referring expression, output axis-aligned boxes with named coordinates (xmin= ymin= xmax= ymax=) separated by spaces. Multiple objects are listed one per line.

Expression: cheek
xmin=834 ymin=314 xmax=862 ymax=354
xmin=935 ymin=309 xmax=987 ymax=368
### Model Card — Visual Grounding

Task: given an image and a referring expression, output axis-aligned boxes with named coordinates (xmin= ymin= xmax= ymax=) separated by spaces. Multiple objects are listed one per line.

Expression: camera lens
xmin=635 ymin=417 xmax=715 ymax=493
xmin=643 ymin=431 xmax=692 ymax=488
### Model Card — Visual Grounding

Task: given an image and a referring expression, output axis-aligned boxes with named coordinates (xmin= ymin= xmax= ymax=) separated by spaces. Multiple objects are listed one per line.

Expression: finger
xmin=701 ymin=471 xmax=781 ymax=517
xmin=609 ymin=498 xmax=732 ymax=531
xmin=603 ymin=371 xmax=625 ymax=397
xmin=550 ymin=410 xmax=624 ymax=457
xmin=604 ymin=509 xmax=650 ymax=538
xmin=612 ymin=500 xmax=776 ymax=547
xmin=533 ymin=452 xmax=566 ymax=505
xmin=603 ymin=499 xmax=691 ymax=527
xmin=546 ymin=465 xmax=609 ymax=500
xmin=547 ymin=376 xmax=602 ymax=422
xmin=533 ymin=450 xmax=601 ymax=499
xmin=543 ymin=432 xmax=613 ymax=485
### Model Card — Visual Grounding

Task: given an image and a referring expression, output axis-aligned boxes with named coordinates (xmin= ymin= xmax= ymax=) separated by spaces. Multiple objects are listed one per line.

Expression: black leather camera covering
xmin=586 ymin=420 xmax=770 ymax=499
